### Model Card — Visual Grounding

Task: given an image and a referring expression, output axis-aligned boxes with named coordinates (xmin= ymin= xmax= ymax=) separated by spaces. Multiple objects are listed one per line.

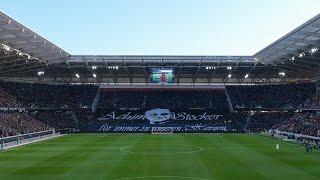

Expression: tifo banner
xmin=96 ymin=108 xmax=225 ymax=124
xmin=80 ymin=109 xmax=245 ymax=133
xmin=81 ymin=123 xmax=232 ymax=133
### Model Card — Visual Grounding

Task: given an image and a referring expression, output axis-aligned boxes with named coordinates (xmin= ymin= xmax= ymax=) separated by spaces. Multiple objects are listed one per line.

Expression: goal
xmin=151 ymin=127 xmax=174 ymax=134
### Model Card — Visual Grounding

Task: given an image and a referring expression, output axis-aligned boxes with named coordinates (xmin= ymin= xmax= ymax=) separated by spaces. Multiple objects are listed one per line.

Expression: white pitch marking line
xmin=119 ymin=145 xmax=204 ymax=155
xmin=115 ymin=175 xmax=209 ymax=180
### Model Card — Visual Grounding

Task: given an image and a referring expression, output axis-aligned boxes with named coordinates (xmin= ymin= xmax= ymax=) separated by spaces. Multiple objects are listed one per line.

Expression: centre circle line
xmin=115 ymin=175 xmax=208 ymax=180
xmin=119 ymin=145 xmax=204 ymax=154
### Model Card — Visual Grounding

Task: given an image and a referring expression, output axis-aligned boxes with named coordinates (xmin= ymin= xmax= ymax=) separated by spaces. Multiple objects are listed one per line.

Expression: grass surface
xmin=0 ymin=133 xmax=320 ymax=180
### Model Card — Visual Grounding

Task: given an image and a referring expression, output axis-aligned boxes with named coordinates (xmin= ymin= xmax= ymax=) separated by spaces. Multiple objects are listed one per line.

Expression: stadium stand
xmin=0 ymin=112 xmax=50 ymax=138
xmin=0 ymin=80 xmax=319 ymax=136
xmin=272 ymin=111 xmax=320 ymax=137
xmin=302 ymin=95 xmax=320 ymax=109
xmin=0 ymin=82 xmax=98 ymax=108
xmin=98 ymin=89 xmax=229 ymax=112
xmin=0 ymin=87 xmax=22 ymax=108
xmin=0 ymin=81 xmax=319 ymax=136
xmin=246 ymin=112 xmax=294 ymax=132
xmin=30 ymin=110 xmax=77 ymax=130
xmin=227 ymin=83 xmax=316 ymax=109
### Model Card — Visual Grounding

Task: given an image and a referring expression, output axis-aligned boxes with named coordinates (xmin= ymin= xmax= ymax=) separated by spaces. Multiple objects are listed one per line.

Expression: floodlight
xmin=310 ymin=47 xmax=318 ymax=54
xmin=290 ymin=57 xmax=295 ymax=61
xmin=298 ymin=53 xmax=304 ymax=58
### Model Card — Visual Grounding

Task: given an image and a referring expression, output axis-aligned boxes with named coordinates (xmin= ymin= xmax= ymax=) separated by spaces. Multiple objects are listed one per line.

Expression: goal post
xmin=151 ymin=127 xmax=174 ymax=134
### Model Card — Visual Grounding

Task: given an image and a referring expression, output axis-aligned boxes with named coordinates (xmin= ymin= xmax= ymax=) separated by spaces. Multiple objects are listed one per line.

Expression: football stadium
xmin=1 ymin=1 xmax=320 ymax=180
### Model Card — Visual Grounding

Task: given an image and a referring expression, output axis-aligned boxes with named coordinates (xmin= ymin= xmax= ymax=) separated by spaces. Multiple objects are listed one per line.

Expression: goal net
xmin=151 ymin=127 xmax=174 ymax=134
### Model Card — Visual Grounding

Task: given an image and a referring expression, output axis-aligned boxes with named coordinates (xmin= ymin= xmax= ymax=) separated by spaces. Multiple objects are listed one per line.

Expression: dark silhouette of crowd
xmin=301 ymin=95 xmax=320 ymax=109
xmin=0 ymin=87 xmax=22 ymax=108
xmin=30 ymin=110 xmax=77 ymax=130
xmin=0 ymin=82 xmax=98 ymax=108
xmin=98 ymin=89 xmax=229 ymax=112
xmin=272 ymin=112 xmax=320 ymax=137
xmin=247 ymin=112 xmax=293 ymax=132
xmin=227 ymin=83 xmax=315 ymax=109
xmin=0 ymin=81 xmax=320 ymax=137
xmin=0 ymin=82 xmax=98 ymax=137
xmin=0 ymin=112 xmax=50 ymax=138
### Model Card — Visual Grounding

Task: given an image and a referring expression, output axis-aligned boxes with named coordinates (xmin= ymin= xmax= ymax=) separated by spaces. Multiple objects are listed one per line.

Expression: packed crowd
xmin=30 ymin=110 xmax=77 ymax=130
xmin=1 ymin=82 xmax=316 ymax=110
xmin=0 ymin=82 xmax=98 ymax=108
xmin=0 ymin=112 xmax=50 ymax=138
xmin=98 ymin=89 xmax=229 ymax=112
xmin=301 ymin=95 xmax=320 ymax=109
xmin=272 ymin=112 xmax=320 ymax=137
xmin=0 ymin=88 xmax=22 ymax=108
xmin=227 ymin=83 xmax=315 ymax=109
xmin=247 ymin=112 xmax=293 ymax=132
xmin=98 ymin=91 xmax=144 ymax=109
xmin=0 ymin=81 xmax=319 ymax=137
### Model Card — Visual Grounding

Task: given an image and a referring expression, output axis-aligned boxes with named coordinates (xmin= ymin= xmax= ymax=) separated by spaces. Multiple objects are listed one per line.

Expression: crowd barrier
xmin=0 ymin=129 xmax=59 ymax=150
xmin=267 ymin=129 xmax=320 ymax=141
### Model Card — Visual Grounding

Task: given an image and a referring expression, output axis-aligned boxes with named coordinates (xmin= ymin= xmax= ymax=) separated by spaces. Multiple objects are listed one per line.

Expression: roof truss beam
xmin=0 ymin=63 xmax=46 ymax=75
xmin=0 ymin=34 xmax=35 ymax=42
xmin=0 ymin=19 xmax=11 ymax=25
xmin=0 ymin=28 xmax=24 ymax=36
xmin=0 ymin=61 xmax=40 ymax=71
xmin=291 ymin=37 xmax=320 ymax=46
xmin=0 ymin=58 xmax=27 ymax=65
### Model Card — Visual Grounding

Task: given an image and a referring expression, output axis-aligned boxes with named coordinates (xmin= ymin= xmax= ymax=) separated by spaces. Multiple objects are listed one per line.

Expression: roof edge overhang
xmin=0 ymin=11 xmax=70 ymax=65
xmin=254 ymin=13 xmax=320 ymax=64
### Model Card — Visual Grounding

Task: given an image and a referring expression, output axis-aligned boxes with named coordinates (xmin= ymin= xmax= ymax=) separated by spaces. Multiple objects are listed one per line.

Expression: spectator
xmin=98 ymin=89 xmax=229 ymax=112
xmin=0 ymin=112 xmax=50 ymax=138
xmin=0 ymin=82 xmax=98 ymax=109
xmin=227 ymin=83 xmax=315 ymax=109
xmin=272 ymin=112 xmax=320 ymax=137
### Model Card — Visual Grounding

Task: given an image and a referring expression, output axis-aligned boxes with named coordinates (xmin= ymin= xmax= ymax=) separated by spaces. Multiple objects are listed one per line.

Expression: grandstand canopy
xmin=67 ymin=55 xmax=256 ymax=66
xmin=0 ymin=11 xmax=69 ymax=65
xmin=1 ymin=10 xmax=320 ymax=84
xmin=255 ymin=13 xmax=320 ymax=65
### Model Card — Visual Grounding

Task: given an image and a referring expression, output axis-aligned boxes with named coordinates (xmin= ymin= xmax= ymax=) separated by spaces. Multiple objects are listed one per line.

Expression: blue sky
xmin=1 ymin=0 xmax=320 ymax=55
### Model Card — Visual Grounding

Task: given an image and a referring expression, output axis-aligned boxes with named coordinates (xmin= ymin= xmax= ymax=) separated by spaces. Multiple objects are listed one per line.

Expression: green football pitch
xmin=0 ymin=134 xmax=319 ymax=180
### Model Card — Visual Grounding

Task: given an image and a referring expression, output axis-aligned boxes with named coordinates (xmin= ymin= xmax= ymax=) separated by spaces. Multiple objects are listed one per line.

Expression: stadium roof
xmin=1 ymin=10 xmax=320 ymax=83
xmin=255 ymin=13 xmax=320 ymax=65
xmin=0 ymin=11 xmax=69 ymax=65
xmin=67 ymin=55 xmax=256 ymax=65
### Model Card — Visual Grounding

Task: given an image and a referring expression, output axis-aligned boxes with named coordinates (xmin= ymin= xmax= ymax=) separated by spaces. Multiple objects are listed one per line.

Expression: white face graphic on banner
xmin=145 ymin=109 xmax=171 ymax=124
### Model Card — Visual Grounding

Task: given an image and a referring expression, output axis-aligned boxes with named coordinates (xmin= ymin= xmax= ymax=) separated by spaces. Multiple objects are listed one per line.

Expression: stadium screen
xmin=151 ymin=68 xmax=174 ymax=83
